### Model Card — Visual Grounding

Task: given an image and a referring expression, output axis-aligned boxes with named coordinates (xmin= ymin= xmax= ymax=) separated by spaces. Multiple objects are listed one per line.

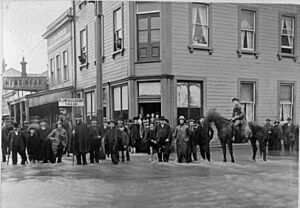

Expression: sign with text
xmin=3 ymin=77 xmax=47 ymax=91
xmin=58 ymin=98 xmax=84 ymax=107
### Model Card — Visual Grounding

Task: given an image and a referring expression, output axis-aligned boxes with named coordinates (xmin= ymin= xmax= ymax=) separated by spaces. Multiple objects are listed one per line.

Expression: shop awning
xmin=26 ymin=86 xmax=73 ymax=108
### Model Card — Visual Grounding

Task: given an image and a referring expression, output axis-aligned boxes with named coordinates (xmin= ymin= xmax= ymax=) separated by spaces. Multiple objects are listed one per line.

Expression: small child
xmin=119 ymin=124 xmax=130 ymax=162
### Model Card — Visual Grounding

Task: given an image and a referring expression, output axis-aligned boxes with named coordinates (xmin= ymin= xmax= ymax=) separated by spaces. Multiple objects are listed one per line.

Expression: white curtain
xmin=192 ymin=8 xmax=197 ymax=42
xmin=280 ymin=101 xmax=292 ymax=121
xmin=198 ymin=7 xmax=208 ymax=43
xmin=282 ymin=18 xmax=293 ymax=47
xmin=177 ymin=83 xmax=188 ymax=107
xmin=243 ymin=103 xmax=254 ymax=122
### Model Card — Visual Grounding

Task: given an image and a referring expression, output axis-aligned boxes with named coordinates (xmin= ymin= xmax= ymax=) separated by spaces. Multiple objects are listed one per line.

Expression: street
xmin=1 ymin=145 xmax=298 ymax=208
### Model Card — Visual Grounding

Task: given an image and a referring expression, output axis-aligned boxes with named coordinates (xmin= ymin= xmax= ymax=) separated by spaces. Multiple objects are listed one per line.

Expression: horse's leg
xmin=228 ymin=138 xmax=235 ymax=163
xmin=221 ymin=139 xmax=227 ymax=162
xmin=250 ymin=137 xmax=257 ymax=161
xmin=259 ymin=138 xmax=267 ymax=161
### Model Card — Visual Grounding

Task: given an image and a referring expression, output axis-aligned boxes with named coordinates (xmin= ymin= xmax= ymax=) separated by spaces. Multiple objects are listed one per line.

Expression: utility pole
xmin=95 ymin=1 xmax=103 ymax=131
xmin=72 ymin=0 xmax=77 ymax=124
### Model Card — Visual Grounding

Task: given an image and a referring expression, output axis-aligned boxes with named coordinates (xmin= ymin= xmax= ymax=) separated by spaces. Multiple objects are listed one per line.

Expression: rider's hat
xmin=232 ymin=97 xmax=239 ymax=102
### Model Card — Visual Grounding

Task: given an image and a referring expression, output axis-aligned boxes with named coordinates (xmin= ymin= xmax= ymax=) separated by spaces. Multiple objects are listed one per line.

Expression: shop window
xmin=63 ymin=50 xmax=69 ymax=81
xmin=279 ymin=84 xmax=293 ymax=122
xmin=239 ymin=82 xmax=256 ymax=122
xmin=50 ymin=58 xmax=54 ymax=85
xmin=113 ymin=7 xmax=123 ymax=52
xmin=177 ymin=81 xmax=202 ymax=121
xmin=56 ymin=55 xmax=61 ymax=83
xmin=113 ymin=85 xmax=128 ymax=120
xmin=137 ymin=4 xmax=160 ymax=62
xmin=86 ymin=91 xmax=95 ymax=121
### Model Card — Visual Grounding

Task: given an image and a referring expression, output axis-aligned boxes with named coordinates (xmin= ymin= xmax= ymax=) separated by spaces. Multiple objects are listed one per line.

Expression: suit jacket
xmin=155 ymin=124 xmax=172 ymax=145
xmin=198 ymin=123 xmax=214 ymax=145
xmin=8 ymin=130 xmax=26 ymax=150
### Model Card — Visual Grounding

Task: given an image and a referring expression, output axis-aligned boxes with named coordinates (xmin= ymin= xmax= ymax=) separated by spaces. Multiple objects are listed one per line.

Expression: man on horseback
xmin=231 ymin=97 xmax=245 ymax=142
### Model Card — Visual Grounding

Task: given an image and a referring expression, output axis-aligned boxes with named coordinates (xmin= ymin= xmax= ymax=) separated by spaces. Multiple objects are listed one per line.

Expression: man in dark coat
xmin=187 ymin=119 xmax=198 ymax=162
xmin=39 ymin=119 xmax=52 ymax=163
xmin=231 ymin=98 xmax=245 ymax=142
xmin=129 ymin=117 xmax=140 ymax=154
xmin=198 ymin=116 xmax=214 ymax=162
xmin=72 ymin=114 xmax=88 ymax=165
xmin=2 ymin=121 xmax=9 ymax=163
xmin=106 ymin=120 xmax=121 ymax=164
xmin=27 ymin=126 xmax=41 ymax=163
xmin=58 ymin=108 xmax=73 ymax=156
xmin=88 ymin=116 xmax=102 ymax=163
xmin=283 ymin=117 xmax=295 ymax=152
xmin=8 ymin=122 xmax=27 ymax=165
xmin=272 ymin=120 xmax=282 ymax=151
xmin=155 ymin=116 xmax=172 ymax=162
xmin=263 ymin=119 xmax=273 ymax=152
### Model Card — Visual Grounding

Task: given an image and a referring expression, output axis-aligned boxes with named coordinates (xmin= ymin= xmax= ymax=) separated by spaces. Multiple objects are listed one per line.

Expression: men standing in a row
xmin=8 ymin=122 xmax=27 ymax=165
xmin=88 ymin=116 xmax=102 ymax=163
xmin=156 ymin=116 xmax=172 ymax=162
xmin=283 ymin=117 xmax=296 ymax=152
xmin=72 ymin=114 xmax=88 ymax=165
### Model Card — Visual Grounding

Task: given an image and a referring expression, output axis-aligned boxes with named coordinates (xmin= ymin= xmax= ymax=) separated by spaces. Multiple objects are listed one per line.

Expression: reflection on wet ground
xmin=2 ymin=145 xmax=298 ymax=208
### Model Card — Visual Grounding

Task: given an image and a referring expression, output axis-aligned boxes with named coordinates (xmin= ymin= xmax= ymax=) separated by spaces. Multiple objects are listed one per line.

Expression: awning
xmin=26 ymin=86 xmax=73 ymax=108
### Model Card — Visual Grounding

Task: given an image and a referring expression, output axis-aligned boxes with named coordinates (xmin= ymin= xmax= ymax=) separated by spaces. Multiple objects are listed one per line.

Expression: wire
xmin=24 ymin=38 xmax=45 ymax=57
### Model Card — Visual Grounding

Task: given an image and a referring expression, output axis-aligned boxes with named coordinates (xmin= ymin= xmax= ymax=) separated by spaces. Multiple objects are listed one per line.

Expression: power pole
xmin=95 ymin=1 xmax=103 ymax=131
xmin=72 ymin=0 xmax=77 ymax=125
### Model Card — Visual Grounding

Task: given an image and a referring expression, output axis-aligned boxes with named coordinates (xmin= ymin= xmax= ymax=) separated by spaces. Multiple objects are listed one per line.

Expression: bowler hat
xmin=159 ymin=116 xmax=167 ymax=121
xmin=274 ymin=120 xmax=280 ymax=124
xmin=266 ymin=118 xmax=271 ymax=122
xmin=287 ymin=117 xmax=292 ymax=121
xmin=232 ymin=97 xmax=239 ymax=102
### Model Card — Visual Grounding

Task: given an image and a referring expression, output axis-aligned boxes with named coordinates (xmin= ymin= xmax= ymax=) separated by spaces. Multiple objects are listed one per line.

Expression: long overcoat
xmin=72 ymin=122 xmax=88 ymax=154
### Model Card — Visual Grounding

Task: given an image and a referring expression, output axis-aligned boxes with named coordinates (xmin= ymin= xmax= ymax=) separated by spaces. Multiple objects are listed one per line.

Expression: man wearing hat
xmin=155 ymin=116 xmax=172 ymax=162
xmin=187 ymin=119 xmax=198 ymax=162
xmin=39 ymin=119 xmax=52 ymax=163
xmin=72 ymin=114 xmax=88 ymax=165
xmin=8 ymin=122 xmax=27 ymax=165
xmin=283 ymin=117 xmax=295 ymax=152
xmin=106 ymin=119 xmax=121 ymax=164
xmin=129 ymin=117 xmax=140 ymax=154
xmin=263 ymin=119 xmax=273 ymax=152
xmin=27 ymin=125 xmax=41 ymax=163
xmin=88 ymin=116 xmax=102 ymax=163
xmin=272 ymin=120 xmax=282 ymax=151
xmin=231 ymin=97 xmax=245 ymax=142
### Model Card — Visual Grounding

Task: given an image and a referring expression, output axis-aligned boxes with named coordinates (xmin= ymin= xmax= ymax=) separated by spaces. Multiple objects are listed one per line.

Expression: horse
xmin=203 ymin=109 xmax=267 ymax=163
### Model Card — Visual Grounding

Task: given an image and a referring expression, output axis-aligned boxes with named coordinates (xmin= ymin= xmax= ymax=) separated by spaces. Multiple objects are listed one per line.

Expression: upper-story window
xmin=56 ymin=54 xmax=61 ymax=83
xmin=79 ymin=28 xmax=87 ymax=65
xmin=192 ymin=3 xmax=209 ymax=47
xmin=279 ymin=83 xmax=294 ymax=122
xmin=280 ymin=15 xmax=295 ymax=54
xmin=240 ymin=9 xmax=256 ymax=51
xmin=137 ymin=2 xmax=160 ymax=62
xmin=50 ymin=58 xmax=54 ymax=85
xmin=113 ymin=7 xmax=123 ymax=52
xmin=63 ymin=50 xmax=69 ymax=81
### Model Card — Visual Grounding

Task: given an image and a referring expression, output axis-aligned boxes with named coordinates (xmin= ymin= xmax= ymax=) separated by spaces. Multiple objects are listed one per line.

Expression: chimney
xmin=20 ymin=57 xmax=27 ymax=77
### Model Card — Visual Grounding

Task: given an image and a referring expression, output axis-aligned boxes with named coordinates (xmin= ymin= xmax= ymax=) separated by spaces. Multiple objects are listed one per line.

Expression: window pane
xmin=280 ymin=104 xmax=292 ymax=121
xmin=281 ymin=35 xmax=293 ymax=47
xmin=241 ymin=31 xmax=254 ymax=49
xmin=193 ymin=25 xmax=208 ymax=45
xmin=103 ymin=88 xmax=107 ymax=104
xmin=122 ymin=86 xmax=128 ymax=110
xmin=138 ymin=18 xmax=148 ymax=30
xmin=139 ymin=48 xmax=147 ymax=58
xmin=151 ymin=46 xmax=159 ymax=57
xmin=139 ymin=82 xmax=161 ymax=96
xmin=241 ymin=10 xmax=254 ymax=30
xmin=282 ymin=17 xmax=294 ymax=34
xmin=113 ymin=87 xmax=121 ymax=111
xmin=242 ymin=103 xmax=254 ymax=122
xmin=138 ymin=31 xmax=148 ymax=43
xmin=240 ymin=83 xmax=254 ymax=102
xmin=137 ymin=2 xmax=160 ymax=13
xmin=151 ymin=30 xmax=160 ymax=42
xmin=151 ymin=16 xmax=160 ymax=29
xmin=114 ymin=8 xmax=122 ymax=30
xmin=80 ymin=30 xmax=86 ymax=49
xmin=189 ymin=83 xmax=201 ymax=108
xmin=86 ymin=92 xmax=92 ymax=115
xmin=192 ymin=4 xmax=208 ymax=25
xmin=91 ymin=91 xmax=95 ymax=115
xmin=280 ymin=85 xmax=292 ymax=101
xmin=177 ymin=83 xmax=188 ymax=107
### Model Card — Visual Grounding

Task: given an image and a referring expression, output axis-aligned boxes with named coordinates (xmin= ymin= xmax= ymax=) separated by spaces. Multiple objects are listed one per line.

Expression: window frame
xmin=188 ymin=3 xmax=213 ymax=55
xmin=277 ymin=81 xmax=296 ymax=122
xmin=79 ymin=26 xmax=88 ymax=68
xmin=62 ymin=50 xmax=69 ymax=81
xmin=113 ymin=5 xmax=125 ymax=58
xmin=85 ymin=90 xmax=95 ymax=122
xmin=50 ymin=58 xmax=54 ymax=85
xmin=277 ymin=13 xmax=298 ymax=62
xmin=237 ymin=6 xmax=260 ymax=58
xmin=238 ymin=79 xmax=257 ymax=122
xmin=56 ymin=54 xmax=61 ymax=84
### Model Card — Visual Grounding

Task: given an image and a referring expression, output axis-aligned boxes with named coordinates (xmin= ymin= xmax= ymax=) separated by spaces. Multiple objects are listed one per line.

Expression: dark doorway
xmin=138 ymin=102 xmax=161 ymax=117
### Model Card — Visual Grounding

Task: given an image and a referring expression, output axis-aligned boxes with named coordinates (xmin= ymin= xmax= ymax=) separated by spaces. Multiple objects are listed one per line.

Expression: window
xmin=177 ymin=81 xmax=203 ymax=121
xmin=50 ymin=58 xmax=54 ymax=85
xmin=192 ymin=3 xmax=209 ymax=47
xmin=137 ymin=11 xmax=160 ymax=62
xmin=63 ymin=50 xmax=69 ymax=81
xmin=86 ymin=91 xmax=95 ymax=122
xmin=239 ymin=82 xmax=256 ymax=122
xmin=280 ymin=16 xmax=295 ymax=54
xmin=113 ymin=7 xmax=123 ymax=52
xmin=279 ymin=84 xmax=293 ymax=122
xmin=138 ymin=82 xmax=161 ymax=96
xmin=113 ymin=85 xmax=128 ymax=120
xmin=56 ymin=55 xmax=61 ymax=83
xmin=79 ymin=28 xmax=87 ymax=65
xmin=237 ymin=8 xmax=259 ymax=58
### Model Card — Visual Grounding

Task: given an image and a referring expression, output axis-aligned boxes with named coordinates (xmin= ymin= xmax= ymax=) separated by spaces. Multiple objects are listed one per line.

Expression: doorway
xmin=138 ymin=102 xmax=161 ymax=117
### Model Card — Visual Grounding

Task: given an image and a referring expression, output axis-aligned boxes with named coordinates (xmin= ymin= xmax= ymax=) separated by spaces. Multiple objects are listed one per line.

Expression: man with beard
xmin=156 ymin=116 xmax=172 ymax=162
xmin=106 ymin=120 xmax=121 ymax=164
xmin=72 ymin=114 xmax=88 ymax=165
xmin=8 ymin=122 xmax=27 ymax=165
xmin=39 ymin=119 xmax=52 ymax=163
xmin=88 ymin=116 xmax=102 ymax=163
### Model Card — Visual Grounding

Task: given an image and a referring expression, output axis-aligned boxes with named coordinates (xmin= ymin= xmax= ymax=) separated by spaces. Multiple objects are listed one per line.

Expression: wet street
xmin=1 ymin=145 xmax=298 ymax=208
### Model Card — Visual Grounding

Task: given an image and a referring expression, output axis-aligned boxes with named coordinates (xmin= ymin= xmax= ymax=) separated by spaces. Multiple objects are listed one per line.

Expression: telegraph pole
xmin=72 ymin=0 xmax=77 ymax=124
xmin=95 ymin=1 xmax=103 ymax=131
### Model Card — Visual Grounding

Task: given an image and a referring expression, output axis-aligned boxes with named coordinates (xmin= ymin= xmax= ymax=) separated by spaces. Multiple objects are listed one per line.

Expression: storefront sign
xmin=58 ymin=98 xmax=84 ymax=107
xmin=3 ymin=77 xmax=47 ymax=91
